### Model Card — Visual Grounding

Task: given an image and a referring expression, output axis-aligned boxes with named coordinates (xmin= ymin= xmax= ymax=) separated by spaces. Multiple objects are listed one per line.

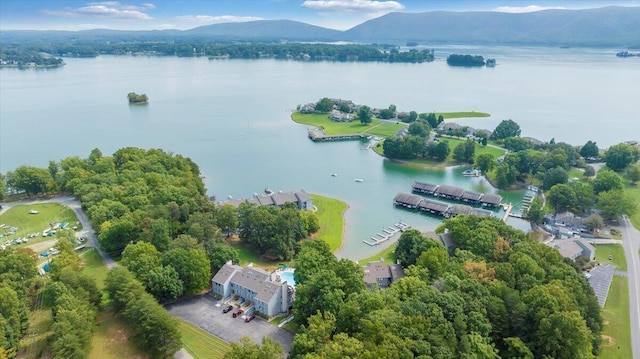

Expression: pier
xmin=501 ymin=203 xmax=513 ymax=222
xmin=363 ymin=221 xmax=412 ymax=246
xmin=308 ymin=128 xmax=366 ymax=142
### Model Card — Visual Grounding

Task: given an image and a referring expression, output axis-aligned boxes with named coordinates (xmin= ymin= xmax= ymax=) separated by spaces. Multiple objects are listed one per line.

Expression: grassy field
xmin=599 ymin=276 xmax=631 ymax=359
xmin=80 ymin=247 xmax=109 ymax=289
xmin=362 ymin=122 xmax=406 ymax=138
xmin=292 ymin=112 xmax=388 ymax=136
xmin=309 ymin=194 xmax=347 ymax=251
xmin=359 ymin=244 xmax=397 ymax=265
xmin=568 ymin=167 xmax=586 ymax=180
xmin=177 ymin=319 xmax=231 ymax=359
xmin=89 ymin=312 xmax=148 ymax=359
xmin=624 ymin=183 xmax=640 ymax=230
xmin=594 ymin=244 xmax=627 ymax=271
xmin=18 ymin=309 xmax=54 ymax=359
xmin=0 ymin=203 xmax=81 ymax=248
xmin=432 ymin=111 xmax=491 ymax=119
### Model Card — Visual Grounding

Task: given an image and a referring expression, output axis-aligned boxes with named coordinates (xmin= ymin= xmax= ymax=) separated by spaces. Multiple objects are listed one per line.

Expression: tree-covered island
xmin=127 ymin=92 xmax=149 ymax=104
xmin=447 ymin=54 xmax=488 ymax=67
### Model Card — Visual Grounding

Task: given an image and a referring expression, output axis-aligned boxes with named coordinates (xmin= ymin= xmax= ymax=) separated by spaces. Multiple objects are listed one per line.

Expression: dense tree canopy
xmin=604 ymin=143 xmax=639 ymax=172
xmin=491 ymin=119 xmax=521 ymax=140
xmin=580 ymin=140 xmax=599 ymax=158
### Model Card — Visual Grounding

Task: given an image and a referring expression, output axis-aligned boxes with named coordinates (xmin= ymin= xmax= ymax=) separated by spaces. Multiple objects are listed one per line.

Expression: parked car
xmin=222 ymin=305 xmax=233 ymax=313
xmin=244 ymin=314 xmax=256 ymax=322
xmin=232 ymin=309 xmax=244 ymax=318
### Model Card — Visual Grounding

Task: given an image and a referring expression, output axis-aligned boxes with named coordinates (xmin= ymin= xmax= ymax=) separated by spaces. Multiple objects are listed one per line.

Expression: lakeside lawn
xmin=594 ymin=244 xmax=627 ymax=271
xmin=292 ymin=112 xmax=386 ymax=136
xmin=0 ymin=203 xmax=82 ymax=248
xmin=432 ymin=111 xmax=490 ymax=119
xmin=374 ymin=137 xmax=506 ymax=168
xmin=309 ymin=194 xmax=347 ymax=252
xmin=624 ymin=183 xmax=640 ymax=230
xmin=359 ymin=244 xmax=397 ymax=265
xmin=177 ymin=318 xmax=231 ymax=359
xmin=598 ymin=276 xmax=631 ymax=359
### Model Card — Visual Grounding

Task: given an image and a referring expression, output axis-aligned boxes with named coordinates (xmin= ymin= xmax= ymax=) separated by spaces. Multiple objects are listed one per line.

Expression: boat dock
xmin=363 ymin=221 xmax=411 ymax=246
xmin=501 ymin=203 xmax=513 ymax=222
xmin=308 ymin=128 xmax=366 ymax=142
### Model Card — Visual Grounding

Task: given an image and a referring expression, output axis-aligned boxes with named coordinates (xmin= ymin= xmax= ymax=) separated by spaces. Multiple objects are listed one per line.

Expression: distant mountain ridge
xmin=343 ymin=6 xmax=640 ymax=47
xmin=1 ymin=7 xmax=638 ymax=47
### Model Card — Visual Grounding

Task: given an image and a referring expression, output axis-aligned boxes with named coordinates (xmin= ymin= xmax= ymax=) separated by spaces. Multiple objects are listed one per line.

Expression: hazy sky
xmin=1 ymin=0 xmax=638 ymax=31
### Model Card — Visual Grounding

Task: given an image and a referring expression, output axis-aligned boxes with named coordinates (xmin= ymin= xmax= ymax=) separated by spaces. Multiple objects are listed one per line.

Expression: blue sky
xmin=1 ymin=0 xmax=638 ymax=31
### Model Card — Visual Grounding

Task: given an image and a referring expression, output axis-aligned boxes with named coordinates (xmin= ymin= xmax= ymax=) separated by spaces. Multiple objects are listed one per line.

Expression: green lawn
xmin=594 ymin=244 xmax=627 ymax=271
xmin=358 ymin=244 xmax=397 ymax=265
xmin=624 ymin=183 xmax=640 ymax=230
xmin=309 ymin=194 xmax=347 ymax=251
xmin=177 ymin=319 xmax=231 ymax=359
xmin=292 ymin=112 xmax=390 ymax=136
xmin=80 ymin=248 xmax=109 ymax=290
xmin=0 ymin=203 xmax=81 ymax=248
xmin=598 ymin=277 xmax=631 ymax=359
xmin=432 ymin=111 xmax=491 ymax=119
xmin=568 ymin=167 xmax=585 ymax=180
xmin=18 ymin=309 xmax=54 ymax=359
xmin=362 ymin=122 xmax=406 ymax=138
xmin=89 ymin=312 xmax=149 ymax=359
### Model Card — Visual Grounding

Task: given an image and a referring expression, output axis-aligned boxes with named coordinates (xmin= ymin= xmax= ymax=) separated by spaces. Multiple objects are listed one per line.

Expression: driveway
xmin=166 ymin=295 xmax=295 ymax=353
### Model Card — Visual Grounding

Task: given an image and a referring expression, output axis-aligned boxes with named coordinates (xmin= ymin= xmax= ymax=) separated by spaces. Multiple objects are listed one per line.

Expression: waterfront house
xmin=212 ymin=262 xmax=292 ymax=317
xmin=363 ymin=260 xmax=405 ymax=290
xmin=460 ymin=191 xmax=483 ymax=204
xmin=218 ymin=190 xmax=313 ymax=211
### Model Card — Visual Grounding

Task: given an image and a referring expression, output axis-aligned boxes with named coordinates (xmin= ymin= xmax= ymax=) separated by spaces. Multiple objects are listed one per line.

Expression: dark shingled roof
xmin=418 ymin=199 xmax=450 ymax=213
xmin=295 ymin=190 xmax=311 ymax=202
xmin=470 ymin=208 xmax=493 ymax=217
xmin=389 ymin=264 xmax=405 ymax=282
xmin=363 ymin=261 xmax=391 ymax=285
xmin=271 ymin=192 xmax=298 ymax=206
xmin=461 ymin=191 xmax=483 ymax=201
xmin=212 ymin=263 xmax=243 ymax=285
xmin=481 ymin=193 xmax=503 ymax=205
xmin=218 ymin=198 xmax=247 ymax=208
xmin=412 ymin=181 xmax=438 ymax=192
xmin=449 ymin=204 xmax=473 ymax=216
xmin=435 ymin=185 xmax=465 ymax=198
xmin=394 ymin=192 xmax=422 ymax=206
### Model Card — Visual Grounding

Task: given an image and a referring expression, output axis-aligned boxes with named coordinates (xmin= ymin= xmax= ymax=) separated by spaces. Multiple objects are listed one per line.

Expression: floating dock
xmin=363 ymin=221 xmax=412 ymax=246
xmin=308 ymin=128 xmax=366 ymax=142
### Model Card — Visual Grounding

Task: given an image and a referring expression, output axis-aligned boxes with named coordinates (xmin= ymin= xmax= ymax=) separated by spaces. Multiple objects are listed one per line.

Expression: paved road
xmin=621 ymin=215 xmax=640 ymax=359
xmin=1 ymin=196 xmax=116 ymax=268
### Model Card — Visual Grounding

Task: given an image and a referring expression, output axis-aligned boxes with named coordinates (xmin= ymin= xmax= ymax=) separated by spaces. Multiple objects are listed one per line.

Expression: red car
xmin=245 ymin=314 xmax=256 ymax=322
xmin=232 ymin=309 xmax=244 ymax=318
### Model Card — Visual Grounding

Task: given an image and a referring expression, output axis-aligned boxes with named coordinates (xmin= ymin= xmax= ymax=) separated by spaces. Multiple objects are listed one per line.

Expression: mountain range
xmin=2 ymin=7 xmax=639 ymax=48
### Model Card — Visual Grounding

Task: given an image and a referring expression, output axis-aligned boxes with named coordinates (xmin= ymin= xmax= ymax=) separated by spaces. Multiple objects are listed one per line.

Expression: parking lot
xmin=166 ymin=294 xmax=295 ymax=353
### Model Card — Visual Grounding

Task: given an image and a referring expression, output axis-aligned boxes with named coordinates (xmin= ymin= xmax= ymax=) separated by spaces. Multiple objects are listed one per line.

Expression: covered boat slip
xmin=411 ymin=182 xmax=502 ymax=207
xmin=393 ymin=192 xmax=493 ymax=219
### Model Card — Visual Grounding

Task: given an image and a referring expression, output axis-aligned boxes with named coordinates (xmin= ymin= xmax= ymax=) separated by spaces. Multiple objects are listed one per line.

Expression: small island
xmin=127 ymin=92 xmax=149 ymax=104
xmin=446 ymin=54 xmax=487 ymax=67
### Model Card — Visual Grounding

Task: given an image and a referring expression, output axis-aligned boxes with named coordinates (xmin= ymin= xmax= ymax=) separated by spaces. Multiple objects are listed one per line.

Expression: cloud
xmin=174 ymin=15 xmax=263 ymax=25
xmin=302 ymin=0 xmax=404 ymax=14
xmin=493 ymin=5 xmax=566 ymax=13
xmin=40 ymin=1 xmax=154 ymax=20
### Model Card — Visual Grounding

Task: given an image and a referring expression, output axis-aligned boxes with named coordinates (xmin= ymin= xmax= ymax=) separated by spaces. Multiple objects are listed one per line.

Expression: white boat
xmin=462 ymin=169 xmax=480 ymax=177
xmin=331 ymin=173 xmax=337 ymax=177
xmin=28 ymin=209 xmax=39 ymax=214
xmin=355 ymin=179 xmax=364 ymax=182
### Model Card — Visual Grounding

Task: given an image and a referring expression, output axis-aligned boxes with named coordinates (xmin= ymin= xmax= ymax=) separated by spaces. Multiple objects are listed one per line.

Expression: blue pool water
xmin=278 ymin=271 xmax=296 ymax=287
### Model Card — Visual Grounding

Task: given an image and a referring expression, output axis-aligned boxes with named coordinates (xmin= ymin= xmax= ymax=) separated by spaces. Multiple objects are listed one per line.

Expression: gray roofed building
xmin=211 ymin=263 xmax=293 ymax=317
xmin=412 ymin=181 xmax=438 ymax=195
xmin=460 ymin=191 xmax=483 ymax=203
xmin=418 ymin=199 xmax=449 ymax=215
xmin=470 ymin=208 xmax=493 ymax=217
xmin=438 ymin=232 xmax=455 ymax=252
xmin=446 ymin=204 xmax=473 ymax=217
xmin=435 ymin=185 xmax=465 ymax=199
xmin=480 ymin=193 xmax=502 ymax=207
xmin=549 ymin=239 xmax=596 ymax=261
xmin=217 ymin=190 xmax=313 ymax=211
xmin=393 ymin=192 xmax=423 ymax=209
xmin=363 ymin=260 xmax=405 ymax=290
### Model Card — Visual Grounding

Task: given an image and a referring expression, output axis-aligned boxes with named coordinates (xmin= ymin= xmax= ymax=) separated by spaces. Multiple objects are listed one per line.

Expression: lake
xmin=1 ymin=45 xmax=638 ymax=259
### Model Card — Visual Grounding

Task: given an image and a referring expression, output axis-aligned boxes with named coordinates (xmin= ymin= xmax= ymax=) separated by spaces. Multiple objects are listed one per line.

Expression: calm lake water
xmin=1 ymin=45 xmax=638 ymax=259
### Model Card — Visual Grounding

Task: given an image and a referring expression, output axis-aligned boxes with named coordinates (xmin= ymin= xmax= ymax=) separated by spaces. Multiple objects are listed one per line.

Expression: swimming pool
xmin=276 ymin=270 xmax=296 ymax=287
